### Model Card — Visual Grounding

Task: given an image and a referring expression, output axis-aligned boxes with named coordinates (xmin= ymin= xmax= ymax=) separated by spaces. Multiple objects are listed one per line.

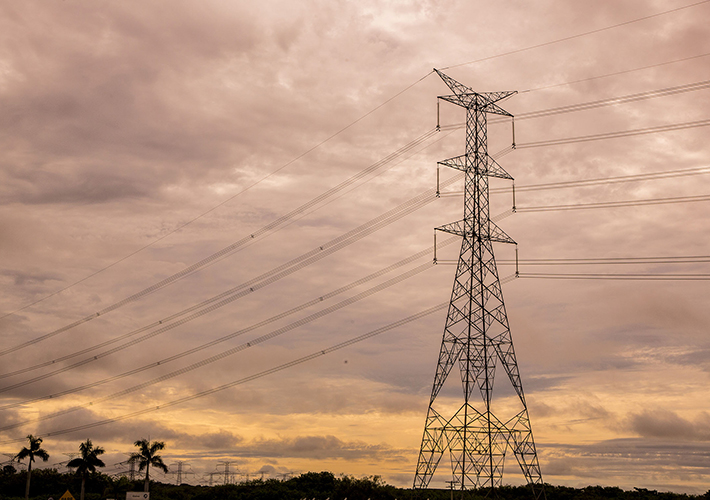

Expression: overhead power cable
xmin=441 ymin=118 xmax=710 ymax=157
xmin=439 ymin=191 xmax=710 ymax=224
xmin=516 ymin=193 xmax=710 ymax=212
xmin=438 ymin=77 xmax=710 ymax=130
xmin=498 ymin=79 xmax=710 ymax=121
xmin=8 ymin=74 xmax=705 ymax=377
xmin=7 ymin=72 xmax=706 ymax=338
xmin=0 ymin=170 xmax=468 ymax=385
xmin=498 ymin=255 xmax=710 ymax=266
xmin=521 ymin=51 xmax=710 ymax=93
xmin=517 ymin=118 xmax=710 ymax=148
xmin=0 ymin=237 xmax=459 ymax=413
xmin=0 ymin=72 xmax=435 ymax=322
xmin=0 ymin=261 xmax=438 ymax=429
xmin=1 ymin=138 xmax=489 ymax=382
xmin=518 ymin=273 xmax=710 ymax=281
xmin=490 ymin=165 xmax=710 ymax=194
xmin=28 ymin=134 xmax=706 ymax=380
xmin=7 ymin=6 xmax=710 ymax=325
xmin=440 ymin=166 xmax=710 ymax=198
xmin=441 ymin=0 xmax=710 ymax=69
xmin=0 ymin=127 xmax=441 ymax=355
xmin=7 ymin=2 xmax=709 ymax=324
xmin=0 ymin=301 xmax=451 ymax=444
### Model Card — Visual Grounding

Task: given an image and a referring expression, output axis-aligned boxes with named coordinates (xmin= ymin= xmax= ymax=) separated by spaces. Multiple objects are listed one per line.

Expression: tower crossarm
xmin=489 ymin=221 xmax=516 ymax=245
xmin=435 ymin=220 xmax=516 ymax=245
xmin=479 ymin=99 xmax=516 ymax=117
xmin=439 ymin=94 xmax=516 ymax=116
xmin=435 ymin=69 xmax=516 ymax=113
xmin=485 ymin=156 xmax=513 ymax=180
xmin=436 ymin=220 xmax=465 ymax=237
xmin=438 ymin=154 xmax=469 ymax=172
xmin=438 ymin=154 xmax=512 ymax=180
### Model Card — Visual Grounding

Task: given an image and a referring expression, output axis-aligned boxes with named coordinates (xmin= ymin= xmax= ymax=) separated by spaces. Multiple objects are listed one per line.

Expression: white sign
xmin=126 ymin=493 xmax=149 ymax=500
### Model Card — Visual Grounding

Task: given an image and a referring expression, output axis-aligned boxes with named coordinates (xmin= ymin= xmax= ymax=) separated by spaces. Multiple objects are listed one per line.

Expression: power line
xmin=516 ymin=193 xmax=710 ymax=212
xmin=518 ymin=273 xmax=710 ymax=281
xmin=0 ymin=301 xmax=450 ymax=444
xmin=7 ymin=10 xmax=709 ymax=325
xmin=7 ymin=72 xmax=706 ymax=345
xmin=5 ymin=71 xmax=707 ymax=377
xmin=2 ymin=11 xmax=709 ymax=451
xmin=16 ymin=130 xmax=705 ymax=379
xmin=440 ymin=0 xmax=710 ymax=70
xmin=517 ymin=118 xmax=710 ymax=148
xmin=8 ymin=103 xmax=710 ymax=368
xmin=0 ymin=203 xmax=434 ymax=387
xmin=438 ymin=78 xmax=710 ymax=130
xmin=0 ymin=139 xmax=480 ymax=382
xmin=0 ymin=262 xmax=435 ymax=429
xmin=520 ymin=51 xmax=710 ymax=93
xmin=498 ymin=255 xmax=710 ymax=266
xmin=0 ymin=238 xmax=459 ymax=414
xmin=0 ymin=127 xmax=442 ymax=354
xmin=490 ymin=166 xmax=710 ymax=194
xmin=0 ymin=171 xmax=465 ymax=384
xmin=19 ymin=0 xmax=685 ymax=322
xmin=6 ymin=1 xmax=708 ymax=348
xmin=0 ymin=74 xmax=435 ymax=322
xmin=437 ymin=166 xmax=710 ymax=198
xmin=509 ymin=79 xmax=710 ymax=121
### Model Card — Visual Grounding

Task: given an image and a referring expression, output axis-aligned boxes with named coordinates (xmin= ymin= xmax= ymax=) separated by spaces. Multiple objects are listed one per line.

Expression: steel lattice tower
xmin=413 ymin=70 xmax=543 ymax=497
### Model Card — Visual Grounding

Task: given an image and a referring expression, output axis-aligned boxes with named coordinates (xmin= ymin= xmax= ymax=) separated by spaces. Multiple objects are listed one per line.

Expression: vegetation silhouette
xmin=13 ymin=434 xmax=49 ymax=500
xmin=66 ymin=439 xmax=105 ymax=500
xmin=0 ymin=469 xmax=708 ymax=500
xmin=129 ymin=438 xmax=169 ymax=492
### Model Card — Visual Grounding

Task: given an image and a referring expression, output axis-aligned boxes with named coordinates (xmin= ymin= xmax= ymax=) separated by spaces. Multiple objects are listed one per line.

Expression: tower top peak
xmin=434 ymin=69 xmax=516 ymax=115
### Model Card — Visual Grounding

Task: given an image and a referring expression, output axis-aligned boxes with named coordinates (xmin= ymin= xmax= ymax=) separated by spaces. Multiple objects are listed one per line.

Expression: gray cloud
xmin=2 ymin=0 xmax=710 ymax=492
xmin=0 ymin=269 xmax=63 ymax=287
xmin=235 ymin=435 xmax=405 ymax=461
xmin=541 ymin=437 xmax=710 ymax=492
xmin=628 ymin=409 xmax=710 ymax=441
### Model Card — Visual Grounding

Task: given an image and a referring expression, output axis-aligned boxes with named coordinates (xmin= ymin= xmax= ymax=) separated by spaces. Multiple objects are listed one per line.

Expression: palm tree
xmin=129 ymin=438 xmax=168 ymax=492
xmin=15 ymin=434 xmax=49 ymax=500
xmin=67 ymin=439 xmax=105 ymax=500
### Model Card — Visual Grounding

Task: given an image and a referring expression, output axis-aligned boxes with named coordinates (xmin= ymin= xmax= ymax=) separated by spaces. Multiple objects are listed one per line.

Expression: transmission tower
xmin=207 ymin=471 xmax=219 ymax=487
xmin=218 ymin=461 xmax=238 ymax=485
xmin=128 ymin=457 xmax=137 ymax=481
xmin=170 ymin=461 xmax=192 ymax=485
xmin=413 ymin=69 xmax=544 ymax=497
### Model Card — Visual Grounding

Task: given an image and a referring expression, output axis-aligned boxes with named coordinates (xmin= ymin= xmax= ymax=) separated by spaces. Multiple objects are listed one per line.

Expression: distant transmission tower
xmin=171 ymin=461 xmax=191 ymax=485
xmin=413 ymin=69 xmax=544 ymax=497
xmin=218 ymin=461 xmax=238 ymax=485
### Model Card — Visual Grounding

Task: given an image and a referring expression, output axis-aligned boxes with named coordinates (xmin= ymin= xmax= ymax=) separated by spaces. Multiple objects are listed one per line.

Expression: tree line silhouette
xmin=2 ymin=436 xmax=708 ymax=500
xmin=3 ymin=435 xmax=167 ymax=500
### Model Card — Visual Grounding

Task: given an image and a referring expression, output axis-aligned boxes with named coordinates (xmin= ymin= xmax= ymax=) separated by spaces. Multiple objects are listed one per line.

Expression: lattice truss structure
xmin=413 ymin=70 xmax=544 ymax=496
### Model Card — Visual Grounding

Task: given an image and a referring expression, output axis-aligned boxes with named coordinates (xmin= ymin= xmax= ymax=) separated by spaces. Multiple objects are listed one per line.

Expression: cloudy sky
xmin=1 ymin=0 xmax=710 ymax=493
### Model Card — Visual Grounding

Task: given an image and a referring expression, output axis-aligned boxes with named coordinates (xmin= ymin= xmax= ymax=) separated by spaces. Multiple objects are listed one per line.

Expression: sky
xmin=1 ymin=0 xmax=710 ymax=493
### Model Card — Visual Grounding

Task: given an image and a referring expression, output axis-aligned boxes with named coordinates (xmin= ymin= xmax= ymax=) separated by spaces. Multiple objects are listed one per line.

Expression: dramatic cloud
xmin=543 ymin=438 xmax=710 ymax=492
xmin=1 ymin=0 xmax=710 ymax=493
xmin=628 ymin=409 xmax=710 ymax=441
